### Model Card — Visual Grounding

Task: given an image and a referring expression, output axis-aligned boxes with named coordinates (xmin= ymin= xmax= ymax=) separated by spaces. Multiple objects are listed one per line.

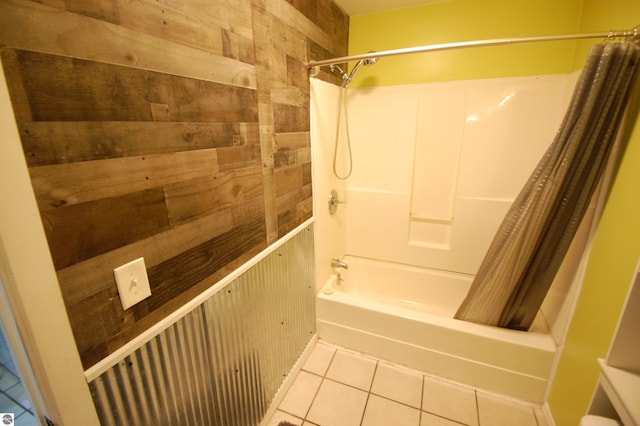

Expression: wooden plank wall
xmin=0 ymin=0 xmax=348 ymax=369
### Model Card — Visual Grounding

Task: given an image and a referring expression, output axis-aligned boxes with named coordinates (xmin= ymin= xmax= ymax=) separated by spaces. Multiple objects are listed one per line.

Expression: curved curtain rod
xmin=308 ymin=26 xmax=639 ymax=69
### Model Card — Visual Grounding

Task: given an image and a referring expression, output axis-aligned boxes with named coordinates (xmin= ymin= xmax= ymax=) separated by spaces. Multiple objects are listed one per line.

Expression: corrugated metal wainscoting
xmin=88 ymin=224 xmax=316 ymax=426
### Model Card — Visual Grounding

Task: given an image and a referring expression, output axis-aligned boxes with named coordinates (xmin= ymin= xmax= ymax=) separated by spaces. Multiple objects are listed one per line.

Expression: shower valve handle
xmin=328 ymin=189 xmax=345 ymax=215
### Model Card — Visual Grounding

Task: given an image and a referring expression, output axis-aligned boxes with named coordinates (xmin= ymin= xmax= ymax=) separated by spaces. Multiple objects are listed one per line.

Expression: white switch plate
xmin=114 ymin=257 xmax=151 ymax=310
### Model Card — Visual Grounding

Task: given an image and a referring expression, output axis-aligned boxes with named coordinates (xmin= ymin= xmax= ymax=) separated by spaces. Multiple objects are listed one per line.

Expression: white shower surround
xmin=310 ymin=73 xmax=595 ymax=401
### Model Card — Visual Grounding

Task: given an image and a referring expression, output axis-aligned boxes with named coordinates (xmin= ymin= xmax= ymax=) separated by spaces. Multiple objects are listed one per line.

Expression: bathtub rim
xmin=321 ymin=257 xmax=556 ymax=352
xmin=320 ymin=278 xmax=555 ymax=353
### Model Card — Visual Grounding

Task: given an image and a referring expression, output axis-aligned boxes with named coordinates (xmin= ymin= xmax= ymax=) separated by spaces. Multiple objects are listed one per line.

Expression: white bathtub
xmin=316 ymin=256 xmax=557 ymax=403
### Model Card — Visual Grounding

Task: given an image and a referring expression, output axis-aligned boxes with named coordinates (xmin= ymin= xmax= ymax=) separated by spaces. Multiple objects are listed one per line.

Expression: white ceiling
xmin=334 ymin=0 xmax=441 ymax=16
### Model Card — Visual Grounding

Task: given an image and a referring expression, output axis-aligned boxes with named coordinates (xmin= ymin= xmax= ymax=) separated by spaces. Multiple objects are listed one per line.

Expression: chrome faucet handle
xmin=328 ymin=189 xmax=345 ymax=215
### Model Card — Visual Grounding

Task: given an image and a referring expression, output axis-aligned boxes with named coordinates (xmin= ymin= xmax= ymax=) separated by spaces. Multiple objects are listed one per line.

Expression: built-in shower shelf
xmin=596 ymin=359 xmax=640 ymax=425
xmin=588 ymin=258 xmax=640 ymax=425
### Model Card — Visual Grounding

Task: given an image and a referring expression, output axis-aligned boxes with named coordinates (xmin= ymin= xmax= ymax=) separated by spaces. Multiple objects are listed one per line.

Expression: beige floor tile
xmin=476 ymin=392 xmax=538 ymax=426
xmin=274 ymin=342 xmax=547 ymax=426
xmin=266 ymin=410 xmax=303 ymax=426
xmin=325 ymin=349 xmax=377 ymax=391
xmin=302 ymin=341 xmax=336 ymax=376
xmin=423 ymin=376 xmax=478 ymax=426
xmin=278 ymin=370 xmax=322 ymax=419
xmin=370 ymin=362 xmax=423 ymax=408
xmin=420 ymin=411 xmax=466 ymax=425
xmin=306 ymin=379 xmax=368 ymax=426
xmin=361 ymin=394 xmax=421 ymax=426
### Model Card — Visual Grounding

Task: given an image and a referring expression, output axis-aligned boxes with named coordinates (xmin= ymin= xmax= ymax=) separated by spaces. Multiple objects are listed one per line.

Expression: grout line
xmin=0 ymin=363 xmax=19 ymax=385
xmin=0 ymin=392 xmax=26 ymax=419
xmin=0 ymin=357 xmax=33 ymax=417
xmin=421 ymin=376 xmax=469 ymax=426
xmin=368 ymin=391 xmax=422 ymax=412
xmin=287 ymin=342 xmax=540 ymax=426
xmin=272 ymin=403 xmax=304 ymax=424
xmin=419 ymin=374 xmax=425 ymax=425
xmin=301 ymin=375 xmax=323 ymax=424
xmin=300 ymin=345 xmax=338 ymax=423
xmin=358 ymin=360 xmax=378 ymax=426
xmin=424 ymin=412 xmax=469 ymax=426
xmin=367 ymin=360 xmax=378 ymax=393
xmin=1 ymin=387 xmax=32 ymax=414
xmin=475 ymin=389 xmax=480 ymax=426
xmin=318 ymin=377 xmax=373 ymax=396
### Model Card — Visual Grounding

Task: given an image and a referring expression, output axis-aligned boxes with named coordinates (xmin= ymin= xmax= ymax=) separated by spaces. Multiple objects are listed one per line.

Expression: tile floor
xmin=0 ymin=328 xmax=38 ymax=426
xmin=267 ymin=341 xmax=549 ymax=426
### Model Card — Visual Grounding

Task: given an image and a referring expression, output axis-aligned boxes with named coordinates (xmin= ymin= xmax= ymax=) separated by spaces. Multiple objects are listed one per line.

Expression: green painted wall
xmin=347 ymin=0 xmax=583 ymax=86
xmin=548 ymin=2 xmax=640 ymax=425
xmin=573 ymin=0 xmax=640 ymax=69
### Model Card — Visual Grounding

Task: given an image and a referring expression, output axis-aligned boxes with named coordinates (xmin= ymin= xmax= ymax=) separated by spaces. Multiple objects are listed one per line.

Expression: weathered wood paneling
xmin=29 ymin=149 xmax=220 ymax=211
xmin=0 ymin=1 xmax=257 ymax=89
xmin=64 ymin=0 xmax=121 ymax=24
xmin=4 ymin=49 xmax=259 ymax=122
xmin=19 ymin=121 xmax=249 ymax=167
xmin=0 ymin=0 xmax=348 ymax=368
xmin=273 ymin=103 xmax=310 ymax=133
xmin=42 ymin=188 xmax=171 ymax=269
xmin=164 ymin=166 xmax=264 ymax=226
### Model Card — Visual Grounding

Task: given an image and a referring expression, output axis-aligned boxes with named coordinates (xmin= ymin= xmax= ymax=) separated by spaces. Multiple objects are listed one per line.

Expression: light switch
xmin=114 ymin=257 xmax=151 ymax=310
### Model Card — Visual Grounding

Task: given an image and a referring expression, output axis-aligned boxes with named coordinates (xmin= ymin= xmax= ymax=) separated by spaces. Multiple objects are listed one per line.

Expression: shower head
xmin=329 ymin=64 xmax=348 ymax=81
xmin=314 ymin=53 xmax=379 ymax=87
xmin=342 ymin=52 xmax=378 ymax=87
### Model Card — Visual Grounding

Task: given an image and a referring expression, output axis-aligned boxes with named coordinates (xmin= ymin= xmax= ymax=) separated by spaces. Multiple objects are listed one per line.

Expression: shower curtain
xmin=455 ymin=40 xmax=640 ymax=330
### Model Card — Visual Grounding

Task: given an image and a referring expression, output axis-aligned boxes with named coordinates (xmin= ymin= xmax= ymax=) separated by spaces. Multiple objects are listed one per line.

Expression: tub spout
xmin=331 ymin=259 xmax=348 ymax=269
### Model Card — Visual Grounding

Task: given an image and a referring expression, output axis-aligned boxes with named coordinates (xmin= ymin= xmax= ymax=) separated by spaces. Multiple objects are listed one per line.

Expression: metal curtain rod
xmin=308 ymin=27 xmax=639 ymax=69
